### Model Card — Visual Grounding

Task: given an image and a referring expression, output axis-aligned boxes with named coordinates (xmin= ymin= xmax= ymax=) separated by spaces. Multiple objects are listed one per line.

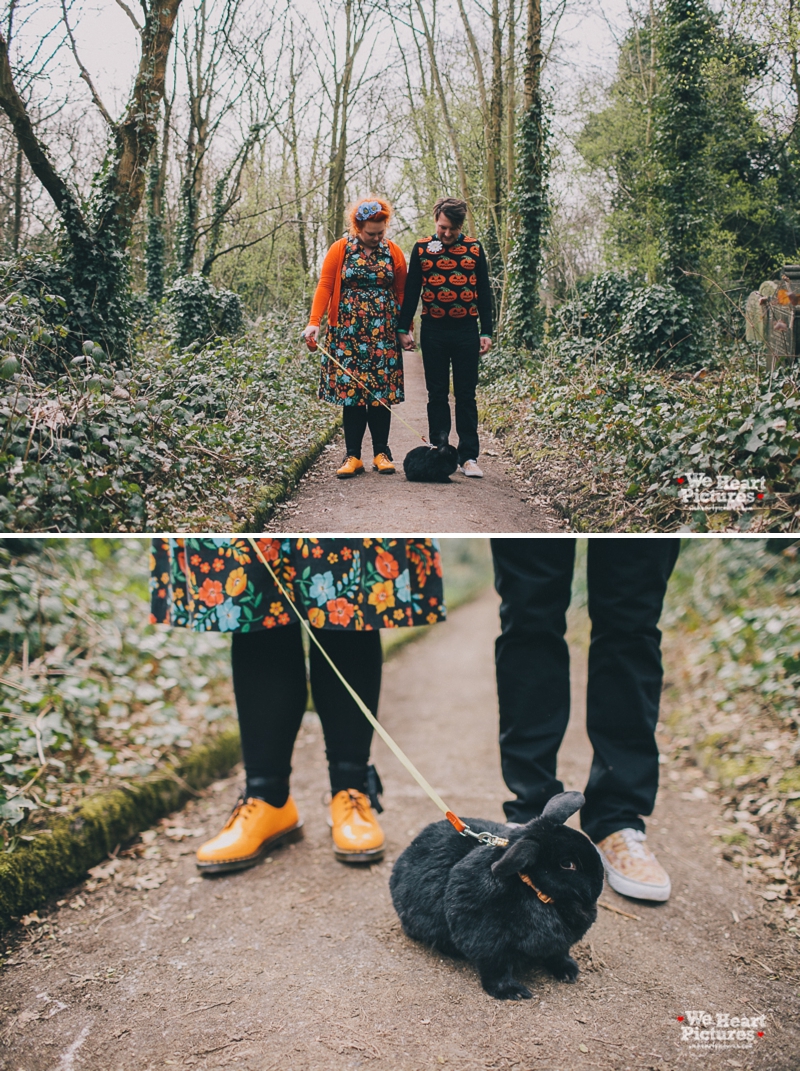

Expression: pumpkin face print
xmin=422 ymin=288 xmax=435 ymax=303
xmin=438 ymin=287 xmax=457 ymax=303
xmin=449 ymin=272 xmax=468 ymax=286
xmin=469 ymin=306 xmax=478 ymax=316
xmin=420 ymin=259 xmax=433 ymax=271
xmin=450 ymin=245 xmax=467 ymax=254
xmin=430 ymin=305 xmax=446 ymax=318
xmin=438 ymin=257 xmax=457 ymax=270
xmin=428 ymin=273 xmax=446 ymax=287
xmin=469 ymin=273 xmax=477 ymax=286
xmin=449 ymin=305 xmax=467 ymax=318
xmin=461 ymin=257 xmax=476 ymax=270
xmin=470 ymin=244 xmax=480 ymax=254
xmin=459 ymin=288 xmax=475 ymax=302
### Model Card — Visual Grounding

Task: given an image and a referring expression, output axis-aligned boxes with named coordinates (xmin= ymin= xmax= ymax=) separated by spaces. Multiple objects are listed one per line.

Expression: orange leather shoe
xmin=372 ymin=453 xmax=396 ymax=474
xmin=336 ymin=456 xmax=365 ymax=478
xmin=330 ymin=789 xmax=385 ymax=863
xmin=196 ymin=797 xmax=303 ymax=874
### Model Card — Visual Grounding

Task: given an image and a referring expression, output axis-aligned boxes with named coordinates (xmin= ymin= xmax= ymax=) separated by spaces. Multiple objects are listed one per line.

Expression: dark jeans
xmin=420 ymin=325 xmax=480 ymax=463
xmin=342 ymin=404 xmax=392 ymax=459
xmin=231 ymin=624 xmax=382 ymax=805
xmin=491 ymin=538 xmax=680 ymax=842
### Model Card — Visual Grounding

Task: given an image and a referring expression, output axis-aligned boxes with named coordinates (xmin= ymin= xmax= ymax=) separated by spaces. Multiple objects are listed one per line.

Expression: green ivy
xmin=506 ymin=95 xmax=551 ymax=350
xmin=0 ymin=309 xmax=333 ymax=531
xmin=0 ymin=540 xmax=231 ymax=849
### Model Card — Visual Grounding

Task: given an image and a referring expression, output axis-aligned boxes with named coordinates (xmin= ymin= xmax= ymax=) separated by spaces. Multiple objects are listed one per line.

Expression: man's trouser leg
xmin=581 ymin=539 xmax=680 ymax=842
xmin=492 ymin=538 xmax=576 ymax=823
xmin=420 ymin=328 xmax=452 ymax=447
xmin=450 ymin=326 xmax=480 ymax=462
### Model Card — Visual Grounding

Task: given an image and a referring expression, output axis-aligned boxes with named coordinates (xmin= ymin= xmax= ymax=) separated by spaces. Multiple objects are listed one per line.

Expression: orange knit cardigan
xmin=308 ymin=237 xmax=408 ymax=328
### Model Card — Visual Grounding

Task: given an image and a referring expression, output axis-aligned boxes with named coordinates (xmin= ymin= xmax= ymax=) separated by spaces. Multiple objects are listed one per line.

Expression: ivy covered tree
xmin=505 ymin=0 xmax=550 ymax=349
xmin=652 ymin=0 xmax=716 ymax=307
xmin=0 ymin=1 xmax=182 ymax=355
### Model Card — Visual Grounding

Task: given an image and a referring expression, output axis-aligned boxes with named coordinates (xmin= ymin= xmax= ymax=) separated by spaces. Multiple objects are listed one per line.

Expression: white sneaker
xmin=459 ymin=459 xmax=483 ymax=478
xmin=596 ymin=828 xmax=671 ymax=902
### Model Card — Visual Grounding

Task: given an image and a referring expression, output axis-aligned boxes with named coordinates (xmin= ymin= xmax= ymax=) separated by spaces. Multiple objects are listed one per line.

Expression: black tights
xmin=342 ymin=405 xmax=392 ymax=459
xmin=231 ymin=624 xmax=382 ymax=807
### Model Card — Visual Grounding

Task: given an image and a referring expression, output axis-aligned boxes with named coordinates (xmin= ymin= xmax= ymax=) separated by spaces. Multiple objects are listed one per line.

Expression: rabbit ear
xmin=541 ymin=791 xmax=585 ymax=825
xmin=491 ymin=837 xmax=539 ymax=880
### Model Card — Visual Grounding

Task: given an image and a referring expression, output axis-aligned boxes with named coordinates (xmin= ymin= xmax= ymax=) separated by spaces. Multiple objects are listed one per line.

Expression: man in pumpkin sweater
xmin=397 ymin=197 xmax=492 ymax=478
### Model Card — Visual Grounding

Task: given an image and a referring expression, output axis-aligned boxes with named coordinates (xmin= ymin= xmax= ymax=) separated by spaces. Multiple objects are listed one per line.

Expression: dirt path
xmin=2 ymin=589 xmax=798 ymax=1071
xmin=270 ymin=353 xmax=565 ymax=532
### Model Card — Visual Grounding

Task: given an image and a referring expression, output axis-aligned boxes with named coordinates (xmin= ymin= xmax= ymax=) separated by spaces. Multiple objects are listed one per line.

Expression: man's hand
xmin=398 ymin=331 xmax=416 ymax=351
xmin=303 ymin=325 xmax=320 ymax=344
xmin=479 ymin=336 xmax=493 ymax=356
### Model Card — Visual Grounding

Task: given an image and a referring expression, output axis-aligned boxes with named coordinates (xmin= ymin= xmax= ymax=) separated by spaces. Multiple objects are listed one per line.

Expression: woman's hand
xmin=479 ymin=336 xmax=493 ymax=355
xmin=398 ymin=331 xmax=416 ymax=351
xmin=303 ymin=325 xmax=320 ymax=344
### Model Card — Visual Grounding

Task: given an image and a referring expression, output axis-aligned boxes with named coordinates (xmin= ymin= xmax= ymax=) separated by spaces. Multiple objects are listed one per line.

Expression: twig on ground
xmin=598 ymin=899 xmax=641 ymax=921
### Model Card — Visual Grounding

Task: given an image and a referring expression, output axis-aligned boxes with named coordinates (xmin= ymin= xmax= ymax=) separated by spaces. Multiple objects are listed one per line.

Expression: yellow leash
xmin=246 ymin=537 xmax=508 ymax=849
xmin=312 ymin=339 xmax=429 ymax=445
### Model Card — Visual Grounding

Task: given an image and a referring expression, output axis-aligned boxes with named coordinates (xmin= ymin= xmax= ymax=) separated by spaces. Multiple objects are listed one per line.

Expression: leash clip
xmin=460 ymin=824 xmax=509 ymax=849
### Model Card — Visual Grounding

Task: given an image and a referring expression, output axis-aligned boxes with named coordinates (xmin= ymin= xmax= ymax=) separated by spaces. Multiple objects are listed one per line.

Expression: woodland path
xmin=270 ymin=352 xmax=566 ymax=533
xmin=1 ymin=588 xmax=798 ymax=1071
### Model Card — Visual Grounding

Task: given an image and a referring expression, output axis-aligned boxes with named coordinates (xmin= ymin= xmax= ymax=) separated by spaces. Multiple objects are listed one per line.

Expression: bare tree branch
xmin=59 ymin=0 xmax=116 ymax=128
xmin=0 ymin=27 xmax=85 ymax=228
xmin=114 ymin=0 xmax=143 ymax=34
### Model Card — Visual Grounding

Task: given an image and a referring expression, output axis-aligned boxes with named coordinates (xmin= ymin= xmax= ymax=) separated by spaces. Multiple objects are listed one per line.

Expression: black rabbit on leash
xmin=389 ymin=791 xmax=604 ymax=1000
xmin=403 ymin=443 xmax=459 ymax=482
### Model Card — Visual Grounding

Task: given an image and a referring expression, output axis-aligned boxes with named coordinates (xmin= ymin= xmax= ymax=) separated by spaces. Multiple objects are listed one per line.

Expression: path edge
xmin=0 ymin=729 xmax=241 ymax=932
xmin=243 ymin=414 xmax=342 ymax=531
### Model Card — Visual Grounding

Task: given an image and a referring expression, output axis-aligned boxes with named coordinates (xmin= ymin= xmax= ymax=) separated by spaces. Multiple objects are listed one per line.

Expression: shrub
xmin=617 ymin=283 xmax=696 ymax=366
xmin=167 ymin=273 xmax=244 ymax=348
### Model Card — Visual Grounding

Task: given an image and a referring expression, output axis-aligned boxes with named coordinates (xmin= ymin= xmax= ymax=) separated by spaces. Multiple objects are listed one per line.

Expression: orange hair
xmin=348 ymin=196 xmax=392 ymax=235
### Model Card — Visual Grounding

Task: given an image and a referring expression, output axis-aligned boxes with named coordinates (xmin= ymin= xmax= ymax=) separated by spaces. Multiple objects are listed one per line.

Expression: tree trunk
xmin=0 ymin=0 xmax=182 ymax=352
xmin=12 ymin=142 xmax=22 ymax=253
xmin=505 ymin=0 xmax=549 ymax=348
xmin=414 ymin=0 xmax=475 ymax=235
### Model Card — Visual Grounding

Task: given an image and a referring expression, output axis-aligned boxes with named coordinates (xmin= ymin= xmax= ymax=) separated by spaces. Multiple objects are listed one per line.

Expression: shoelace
xmin=340 ymin=789 xmax=372 ymax=821
xmin=618 ymin=828 xmax=651 ymax=860
xmin=223 ymin=797 xmax=256 ymax=830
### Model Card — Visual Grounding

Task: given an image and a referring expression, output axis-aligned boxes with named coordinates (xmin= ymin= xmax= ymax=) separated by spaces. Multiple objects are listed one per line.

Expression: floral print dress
xmin=150 ymin=538 xmax=445 ymax=633
xmin=320 ymin=237 xmax=404 ymax=407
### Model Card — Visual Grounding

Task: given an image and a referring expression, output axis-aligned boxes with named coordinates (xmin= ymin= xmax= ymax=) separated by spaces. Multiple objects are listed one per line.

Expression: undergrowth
xmin=0 ymin=304 xmax=335 ymax=532
xmin=480 ymin=340 xmax=800 ymax=531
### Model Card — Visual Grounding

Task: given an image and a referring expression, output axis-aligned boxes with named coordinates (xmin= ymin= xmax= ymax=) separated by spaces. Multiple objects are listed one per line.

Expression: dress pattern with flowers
xmin=150 ymin=538 xmax=445 ymax=633
xmin=320 ymin=237 xmax=404 ymax=407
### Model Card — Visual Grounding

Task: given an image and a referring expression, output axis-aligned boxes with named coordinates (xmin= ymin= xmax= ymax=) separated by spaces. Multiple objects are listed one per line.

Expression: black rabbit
xmin=389 ymin=791 xmax=604 ymax=1000
xmin=403 ymin=443 xmax=459 ymax=482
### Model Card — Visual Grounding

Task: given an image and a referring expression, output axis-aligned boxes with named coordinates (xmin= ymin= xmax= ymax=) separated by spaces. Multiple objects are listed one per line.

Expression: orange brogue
xmin=336 ymin=456 xmax=365 ymax=478
xmin=372 ymin=453 xmax=396 ymax=474
xmin=330 ymin=789 xmax=385 ymax=863
xmin=196 ymin=796 xmax=303 ymax=874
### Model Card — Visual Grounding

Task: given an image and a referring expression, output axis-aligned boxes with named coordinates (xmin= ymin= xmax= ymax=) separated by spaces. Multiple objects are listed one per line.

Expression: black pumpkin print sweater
xmin=397 ymin=234 xmax=493 ymax=337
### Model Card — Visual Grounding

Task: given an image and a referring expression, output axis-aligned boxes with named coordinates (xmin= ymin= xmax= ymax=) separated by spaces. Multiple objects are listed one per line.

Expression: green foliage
xmin=0 ymin=279 xmax=70 ymax=379
xmin=167 ymin=272 xmax=244 ymax=349
xmin=552 ymin=272 xmax=697 ymax=366
xmin=0 ymin=540 xmax=231 ymax=850
xmin=0 ymin=311 xmax=336 ymax=531
xmin=653 ymin=0 xmax=716 ymax=304
xmin=664 ymin=539 xmax=800 ymax=726
xmin=480 ymin=339 xmax=800 ymax=529
xmin=506 ymin=96 xmax=551 ymax=349
xmin=145 ymin=159 xmax=165 ymax=306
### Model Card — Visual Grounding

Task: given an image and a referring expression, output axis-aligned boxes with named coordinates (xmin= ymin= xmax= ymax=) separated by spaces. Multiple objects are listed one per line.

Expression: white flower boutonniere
xmin=426 ymin=240 xmax=443 ymax=253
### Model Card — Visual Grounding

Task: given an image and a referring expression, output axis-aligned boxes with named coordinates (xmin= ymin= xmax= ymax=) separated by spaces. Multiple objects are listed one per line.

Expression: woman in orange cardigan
xmin=303 ymin=197 xmax=407 ymax=477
